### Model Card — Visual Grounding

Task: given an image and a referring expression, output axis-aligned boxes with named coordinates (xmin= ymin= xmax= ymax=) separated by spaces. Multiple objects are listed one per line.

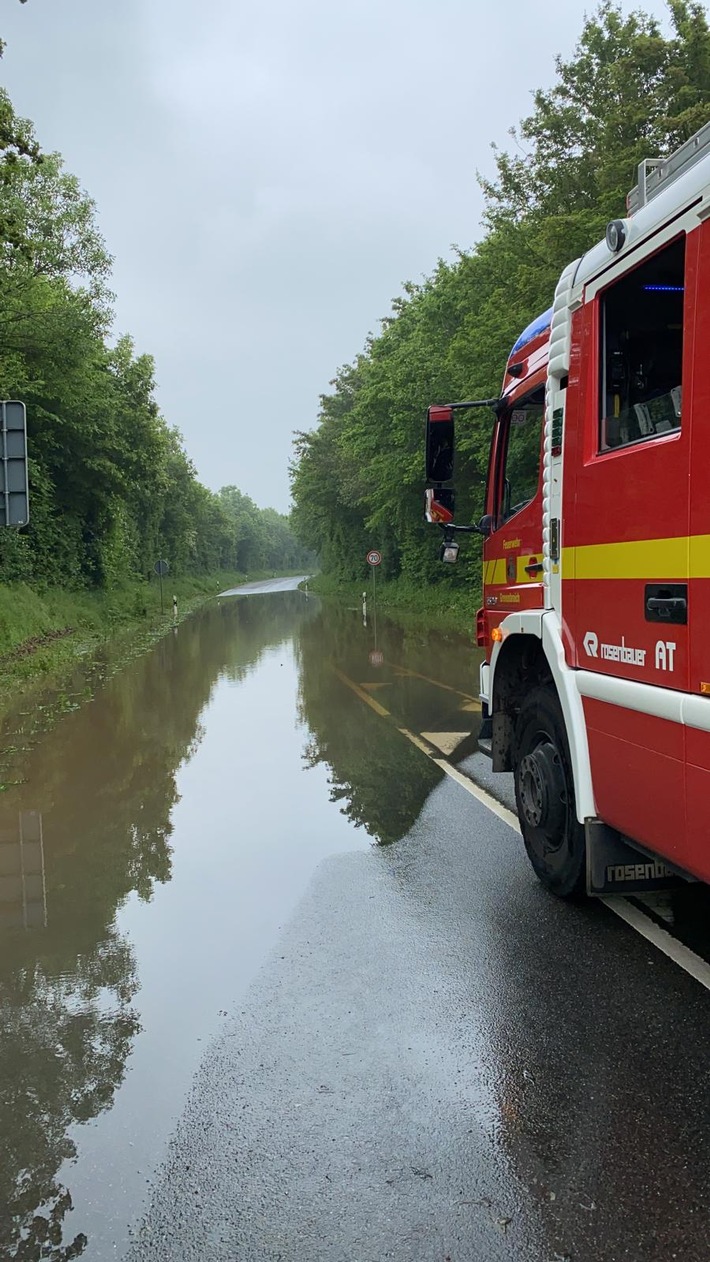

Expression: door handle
xmin=524 ymin=560 xmax=544 ymax=575
xmin=645 ymin=584 xmax=687 ymax=625
xmin=646 ymin=597 xmax=686 ymax=616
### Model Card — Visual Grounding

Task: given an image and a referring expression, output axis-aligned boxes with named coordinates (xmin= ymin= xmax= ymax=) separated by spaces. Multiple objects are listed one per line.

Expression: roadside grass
xmin=0 ymin=569 xmax=303 ymax=722
xmin=303 ymin=573 xmax=480 ymax=638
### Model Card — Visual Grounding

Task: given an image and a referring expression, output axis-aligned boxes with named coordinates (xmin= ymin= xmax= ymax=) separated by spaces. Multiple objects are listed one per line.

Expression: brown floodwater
xmin=0 ymin=582 xmax=484 ymax=1260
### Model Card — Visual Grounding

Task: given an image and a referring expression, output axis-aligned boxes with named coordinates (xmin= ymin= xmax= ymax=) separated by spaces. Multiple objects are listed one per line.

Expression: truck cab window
xmin=500 ymin=389 xmax=544 ymax=523
xmin=600 ymin=236 xmax=684 ymax=452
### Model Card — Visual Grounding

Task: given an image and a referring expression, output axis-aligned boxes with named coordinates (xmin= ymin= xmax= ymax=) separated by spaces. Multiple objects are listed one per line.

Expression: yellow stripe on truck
xmin=483 ymin=556 xmax=542 ymax=585
xmin=562 ymin=533 xmax=710 ymax=580
xmin=483 ymin=556 xmax=543 ymax=585
xmin=516 ymin=556 xmax=543 ymax=583
xmin=485 ymin=559 xmax=507 ymax=585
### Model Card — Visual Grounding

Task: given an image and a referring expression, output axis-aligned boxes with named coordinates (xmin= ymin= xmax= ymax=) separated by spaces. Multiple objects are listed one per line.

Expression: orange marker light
xmin=491 ymin=627 xmax=504 ymax=643
xmin=701 ymin=682 xmax=710 ymax=696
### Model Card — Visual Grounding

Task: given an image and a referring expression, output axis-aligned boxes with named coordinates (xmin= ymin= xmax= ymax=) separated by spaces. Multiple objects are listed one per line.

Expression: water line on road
xmin=390 ymin=664 xmax=481 ymax=705
xmin=334 ymin=662 xmax=710 ymax=996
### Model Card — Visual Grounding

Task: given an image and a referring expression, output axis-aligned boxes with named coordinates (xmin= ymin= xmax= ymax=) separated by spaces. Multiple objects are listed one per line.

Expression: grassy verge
xmin=0 ymin=569 xmax=287 ymax=722
xmin=304 ymin=574 xmax=480 ymax=637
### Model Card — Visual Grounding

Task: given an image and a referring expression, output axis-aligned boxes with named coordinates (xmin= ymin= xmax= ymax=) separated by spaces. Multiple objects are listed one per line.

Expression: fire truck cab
xmin=425 ymin=121 xmax=710 ymax=897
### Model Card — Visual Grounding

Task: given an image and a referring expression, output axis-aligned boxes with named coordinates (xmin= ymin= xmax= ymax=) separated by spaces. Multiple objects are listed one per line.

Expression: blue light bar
xmin=643 ymin=285 xmax=684 ymax=292
xmin=510 ymin=307 xmax=553 ymax=357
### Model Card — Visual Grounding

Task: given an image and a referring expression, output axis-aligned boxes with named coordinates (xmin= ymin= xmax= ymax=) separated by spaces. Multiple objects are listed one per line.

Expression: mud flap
xmin=477 ymin=704 xmax=493 ymax=758
xmin=585 ymin=820 xmax=692 ymax=896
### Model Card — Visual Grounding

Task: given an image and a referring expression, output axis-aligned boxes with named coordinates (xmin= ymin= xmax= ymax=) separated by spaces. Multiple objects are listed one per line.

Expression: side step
xmin=477 ymin=709 xmax=493 ymax=759
xmin=585 ymin=821 xmax=694 ymax=896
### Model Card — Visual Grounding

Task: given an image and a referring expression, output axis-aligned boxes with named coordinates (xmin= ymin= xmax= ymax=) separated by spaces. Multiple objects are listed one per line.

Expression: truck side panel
xmin=582 ymin=697 xmax=686 ymax=865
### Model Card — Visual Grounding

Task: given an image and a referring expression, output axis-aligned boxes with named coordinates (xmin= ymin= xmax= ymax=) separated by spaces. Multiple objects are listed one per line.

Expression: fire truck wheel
xmin=514 ymin=686 xmax=586 ymax=898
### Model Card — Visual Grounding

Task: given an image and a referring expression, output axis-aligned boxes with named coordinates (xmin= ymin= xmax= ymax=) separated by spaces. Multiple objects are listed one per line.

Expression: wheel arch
xmin=488 ymin=610 xmax=596 ymax=821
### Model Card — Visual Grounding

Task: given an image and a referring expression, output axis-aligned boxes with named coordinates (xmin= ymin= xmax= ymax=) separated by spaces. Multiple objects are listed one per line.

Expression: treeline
xmin=0 ymin=53 xmax=311 ymax=590
xmin=291 ymin=1 xmax=710 ymax=590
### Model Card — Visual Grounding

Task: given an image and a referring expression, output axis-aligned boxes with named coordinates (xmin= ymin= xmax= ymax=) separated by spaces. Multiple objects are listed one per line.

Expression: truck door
xmin=564 ymin=233 xmax=690 ymax=857
xmin=684 ymin=219 xmax=710 ymax=877
xmin=483 ymin=385 xmax=545 ymax=631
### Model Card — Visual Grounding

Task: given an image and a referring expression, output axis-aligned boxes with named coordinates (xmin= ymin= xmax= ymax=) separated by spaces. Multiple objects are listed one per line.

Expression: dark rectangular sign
xmin=0 ymin=401 xmax=29 ymax=526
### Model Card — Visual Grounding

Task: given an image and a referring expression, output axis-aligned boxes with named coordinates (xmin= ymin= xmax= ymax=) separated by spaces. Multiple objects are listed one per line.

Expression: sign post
xmin=154 ymin=559 xmax=170 ymax=614
xmin=366 ymin=550 xmax=381 ymax=605
xmin=366 ymin=549 xmax=381 ymax=654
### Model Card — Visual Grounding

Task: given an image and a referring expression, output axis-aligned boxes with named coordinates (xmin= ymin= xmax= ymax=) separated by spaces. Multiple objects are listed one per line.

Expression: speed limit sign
xmin=366 ymin=550 xmax=382 ymax=567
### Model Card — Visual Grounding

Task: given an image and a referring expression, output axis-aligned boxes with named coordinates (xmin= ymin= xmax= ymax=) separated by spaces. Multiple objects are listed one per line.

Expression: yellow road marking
xmin=334 ymin=669 xmax=391 ymax=716
xmin=336 ymin=668 xmax=519 ymax=831
xmin=391 ymin=665 xmax=480 ymax=705
xmin=420 ymin=732 xmax=473 ymax=756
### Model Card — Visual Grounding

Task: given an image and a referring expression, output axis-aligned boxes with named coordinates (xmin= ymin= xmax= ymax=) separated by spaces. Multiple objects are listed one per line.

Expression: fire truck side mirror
xmin=425 ymin=405 xmax=455 ymax=482
xmin=425 ymin=486 xmax=455 ymax=524
xmin=477 ymin=513 xmax=493 ymax=538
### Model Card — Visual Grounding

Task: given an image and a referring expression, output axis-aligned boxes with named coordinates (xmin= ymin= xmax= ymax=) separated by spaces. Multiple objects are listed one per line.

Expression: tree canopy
xmin=0 ymin=58 xmax=311 ymax=590
xmin=291 ymin=1 xmax=710 ymax=592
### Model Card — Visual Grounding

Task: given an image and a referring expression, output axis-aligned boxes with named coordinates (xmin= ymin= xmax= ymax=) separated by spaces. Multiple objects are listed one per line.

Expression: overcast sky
xmin=1 ymin=0 xmax=672 ymax=512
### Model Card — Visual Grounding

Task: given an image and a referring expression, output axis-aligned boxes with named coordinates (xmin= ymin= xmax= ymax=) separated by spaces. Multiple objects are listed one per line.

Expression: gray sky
xmin=1 ymin=0 xmax=672 ymax=512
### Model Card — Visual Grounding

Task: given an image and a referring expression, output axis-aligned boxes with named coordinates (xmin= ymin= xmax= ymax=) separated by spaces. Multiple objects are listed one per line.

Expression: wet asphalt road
xmin=128 ymin=769 xmax=710 ymax=1262
xmin=220 ymin=575 xmax=312 ymax=596
xmin=4 ymin=578 xmax=710 ymax=1261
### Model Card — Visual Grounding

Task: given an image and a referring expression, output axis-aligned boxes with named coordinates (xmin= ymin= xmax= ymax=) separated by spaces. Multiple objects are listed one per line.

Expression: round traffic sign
xmin=369 ymin=649 xmax=384 ymax=667
xmin=366 ymin=550 xmax=382 ymax=567
xmin=154 ymin=559 xmax=170 ymax=577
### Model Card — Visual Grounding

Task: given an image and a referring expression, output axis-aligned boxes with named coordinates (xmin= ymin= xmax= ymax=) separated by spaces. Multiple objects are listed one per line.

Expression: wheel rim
xmin=518 ymin=737 xmax=567 ymax=852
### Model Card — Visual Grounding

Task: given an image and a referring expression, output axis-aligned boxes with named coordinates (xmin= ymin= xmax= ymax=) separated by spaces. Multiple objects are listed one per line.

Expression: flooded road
xmin=3 ymin=578 xmax=710 ymax=1261
xmin=0 ymin=580 xmax=479 ymax=1259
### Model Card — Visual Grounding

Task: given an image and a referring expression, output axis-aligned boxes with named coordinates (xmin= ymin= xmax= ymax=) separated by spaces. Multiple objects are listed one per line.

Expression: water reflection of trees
xmin=296 ymin=605 xmax=444 ymax=845
xmin=0 ymin=592 xmax=314 ymax=1260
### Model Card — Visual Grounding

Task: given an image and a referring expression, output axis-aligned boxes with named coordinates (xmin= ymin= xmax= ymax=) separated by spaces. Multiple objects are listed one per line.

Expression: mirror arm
xmin=439 ymin=522 xmax=485 ymax=537
xmin=449 ymin=398 xmax=501 ymax=413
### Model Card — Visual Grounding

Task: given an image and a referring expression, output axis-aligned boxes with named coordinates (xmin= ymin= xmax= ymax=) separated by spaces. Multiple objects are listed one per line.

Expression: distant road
xmin=219 ymin=575 xmax=311 ymax=596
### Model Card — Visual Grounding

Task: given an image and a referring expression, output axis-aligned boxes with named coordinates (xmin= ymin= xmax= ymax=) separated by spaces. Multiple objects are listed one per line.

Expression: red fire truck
xmin=425 ymin=121 xmax=710 ymax=898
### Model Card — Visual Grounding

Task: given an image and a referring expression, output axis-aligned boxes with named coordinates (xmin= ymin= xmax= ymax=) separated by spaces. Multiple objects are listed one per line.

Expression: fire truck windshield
xmin=500 ymin=388 xmax=545 ymax=522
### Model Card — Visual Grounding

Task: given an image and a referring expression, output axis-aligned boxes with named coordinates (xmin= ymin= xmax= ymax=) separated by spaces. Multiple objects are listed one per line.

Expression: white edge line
xmin=343 ymin=668 xmax=710 ymax=993
xmin=601 ymin=896 xmax=710 ymax=993
xmin=432 ymin=758 xmax=522 ymax=835
xmin=404 ymin=728 xmax=710 ymax=993
xmin=396 ymin=726 xmax=521 ymax=834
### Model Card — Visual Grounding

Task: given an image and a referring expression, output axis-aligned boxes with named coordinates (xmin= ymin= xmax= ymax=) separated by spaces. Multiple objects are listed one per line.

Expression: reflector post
xmin=476 ymin=608 xmax=488 ymax=648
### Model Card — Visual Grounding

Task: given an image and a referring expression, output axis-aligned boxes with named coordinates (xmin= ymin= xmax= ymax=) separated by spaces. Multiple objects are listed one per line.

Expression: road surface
xmin=219 ymin=574 xmax=311 ymax=596
xmin=2 ymin=587 xmax=710 ymax=1261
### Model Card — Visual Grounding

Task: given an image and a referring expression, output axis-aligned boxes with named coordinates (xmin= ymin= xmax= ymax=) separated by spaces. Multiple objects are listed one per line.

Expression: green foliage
xmin=291 ymin=2 xmax=710 ymax=593
xmin=217 ymin=486 xmax=315 ymax=573
xmin=0 ymin=62 xmax=309 ymax=606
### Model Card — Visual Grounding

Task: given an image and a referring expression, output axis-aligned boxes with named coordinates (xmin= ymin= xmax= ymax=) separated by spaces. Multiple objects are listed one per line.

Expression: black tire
xmin=514 ymin=685 xmax=586 ymax=898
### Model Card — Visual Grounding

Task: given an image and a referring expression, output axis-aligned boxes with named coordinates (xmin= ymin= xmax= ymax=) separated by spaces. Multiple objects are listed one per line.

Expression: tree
xmin=291 ymin=2 xmax=710 ymax=595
